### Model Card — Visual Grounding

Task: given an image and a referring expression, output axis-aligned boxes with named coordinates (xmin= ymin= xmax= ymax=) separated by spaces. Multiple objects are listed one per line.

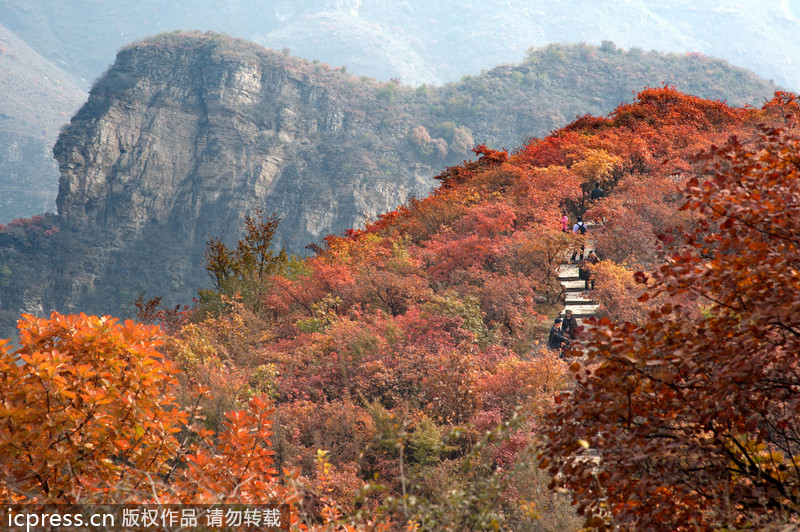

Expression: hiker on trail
xmin=578 ymin=257 xmax=589 ymax=285
xmin=584 ymin=250 xmax=599 ymax=290
xmin=573 ymin=216 xmax=587 ymax=235
xmin=570 ymin=245 xmax=584 ymax=263
xmin=560 ymin=213 xmax=570 ymax=233
xmin=548 ymin=317 xmax=570 ymax=350
xmin=590 ymin=182 xmax=605 ymax=200
xmin=561 ymin=309 xmax=579 ymax=340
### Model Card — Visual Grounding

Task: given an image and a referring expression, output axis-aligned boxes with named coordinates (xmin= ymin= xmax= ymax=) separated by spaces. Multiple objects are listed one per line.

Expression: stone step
xmin=562 ymin=280 xmax=586 ymax=292
xmin=557 ymin=263 xmax=581 ymax=281
xmin=566 ymin=292 xmax=597 ymax=304
xmin=558 ymin=243 xmax=601 ymax=321
xmin=562 ymin=304 xmax=600 ymax=318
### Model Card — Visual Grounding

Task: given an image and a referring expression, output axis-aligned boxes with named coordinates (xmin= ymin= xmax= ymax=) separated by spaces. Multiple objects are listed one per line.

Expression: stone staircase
xmin=555 ymin=234 xmax=604 ymax=470
xmin=557 ymin=245 xmax=599 ymax=323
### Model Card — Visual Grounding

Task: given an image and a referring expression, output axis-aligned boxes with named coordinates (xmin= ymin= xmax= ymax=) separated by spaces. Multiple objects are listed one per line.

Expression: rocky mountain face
xmin=1 ymin=33 xmax=443 ymax=328
xmin=3 ymin=1 xmax=799 ymax=224
xmin=0 ymin=32 xmax=783 ymax=336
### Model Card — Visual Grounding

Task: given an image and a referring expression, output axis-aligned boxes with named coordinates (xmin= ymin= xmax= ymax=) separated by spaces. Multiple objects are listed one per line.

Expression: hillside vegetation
xmin=3 ymin=87 xmax=800 ymax=530
xmin=0 ymin=30 xmax=781 ymax=223
xmin=0 ymin=32 xmax=783 ymax=338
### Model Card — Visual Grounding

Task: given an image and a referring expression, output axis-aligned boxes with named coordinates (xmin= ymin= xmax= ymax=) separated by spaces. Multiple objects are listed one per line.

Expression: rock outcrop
xmin=0 ymin=32 xmax=782 ymax=335
xmin=55 ymin=34 xmax=440 ymax=243
xmin=4 ymin=33 xmax=446 ymax=326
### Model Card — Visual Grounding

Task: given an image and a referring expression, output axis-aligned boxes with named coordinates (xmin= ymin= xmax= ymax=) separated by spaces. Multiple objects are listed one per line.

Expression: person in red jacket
xmin=560 ymin=213 xmax=570 ymax=233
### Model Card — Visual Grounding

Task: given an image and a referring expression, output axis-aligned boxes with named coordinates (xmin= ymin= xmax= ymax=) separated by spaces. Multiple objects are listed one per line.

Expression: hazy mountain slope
xmin=260 ymin=1 xmax=800 ymax=90
xmin=0 ymin=24 xmax=86 ymax=221
xmin=0 ymin=1 xmax=274 ymax=88
xmin=261 ymin=11 xmax=438 ymax=86
xmin=2 ymin=1 xmax=799 ymax=90
xmin=2 ymin=1 xmax=795 ymax=223
xmin=0 ymin=32 xmax=782 ymax=338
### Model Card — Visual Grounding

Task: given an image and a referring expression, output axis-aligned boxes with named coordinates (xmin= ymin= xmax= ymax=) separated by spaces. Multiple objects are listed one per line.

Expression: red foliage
xmin=10 ymin=87 xmax=800 ymax=527
xmin=434 ymin=144 xmax=508 ymax=188
xmin=543 ymin=126 xmax=800 ymax=529
xmin=516 ymin=131 xmax=581 ymax=168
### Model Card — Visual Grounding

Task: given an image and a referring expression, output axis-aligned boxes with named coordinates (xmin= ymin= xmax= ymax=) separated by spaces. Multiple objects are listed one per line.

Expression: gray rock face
xmin=0 ymin=32 xmax=781 ymax=335
xmin=44 ymin=34 xmax=437 ymax=318
xmin=56 ymin=40 xmax=432 ymax=241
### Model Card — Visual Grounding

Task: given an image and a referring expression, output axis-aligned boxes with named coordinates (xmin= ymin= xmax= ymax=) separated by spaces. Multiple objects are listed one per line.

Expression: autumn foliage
xmin=0 ymin=313 xmax=186 ymax=502
xmin=544 ymin=124 xmax=800 ymax=529
xmin=0 ymin=313 xmax=296 ymax=514
xmin=3 ymin=86 xmax=800 ymax=529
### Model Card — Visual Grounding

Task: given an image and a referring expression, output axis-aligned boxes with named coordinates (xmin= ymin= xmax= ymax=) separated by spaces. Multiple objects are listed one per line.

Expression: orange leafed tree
xmin=543 ymin=125 xmax=800 ymax=529
xmin=0 ymin=313 xmax=187 ymax=502
xmin=0 ymin=312 xmax=295 ymax=509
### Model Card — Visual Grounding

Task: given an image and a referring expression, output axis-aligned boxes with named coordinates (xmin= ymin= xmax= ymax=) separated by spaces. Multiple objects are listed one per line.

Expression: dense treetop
xmin=2 ymin=87 xmax=800 ymax=529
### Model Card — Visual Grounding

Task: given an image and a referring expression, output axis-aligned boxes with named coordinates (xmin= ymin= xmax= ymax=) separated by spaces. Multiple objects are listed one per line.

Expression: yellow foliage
xmin=570 ymin=148 xmax=622 ymax=184
xmin=163 ymin=323 xmax=221 ymax=367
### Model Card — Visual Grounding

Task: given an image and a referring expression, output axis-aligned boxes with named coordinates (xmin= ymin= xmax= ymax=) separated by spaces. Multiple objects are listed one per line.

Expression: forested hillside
xmin=0 ymin=33 xmax=782 ymax=335
xmin=3 ymin=87 xmax=799 ymax=530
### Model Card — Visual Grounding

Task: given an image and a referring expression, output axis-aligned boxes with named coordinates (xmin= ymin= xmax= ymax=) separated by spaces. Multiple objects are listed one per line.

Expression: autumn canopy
xmin=2 ymin=87 xmax=800 ymax=530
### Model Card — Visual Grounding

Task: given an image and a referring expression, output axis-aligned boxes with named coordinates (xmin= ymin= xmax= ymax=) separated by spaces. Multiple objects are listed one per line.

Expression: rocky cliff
xmin=0 ymin=32 xmax=782 ymax=335
xmin=3 ymin=33 xmax=447 ymax=325
xmin=54 ymin=35 xmax=437 ymax=247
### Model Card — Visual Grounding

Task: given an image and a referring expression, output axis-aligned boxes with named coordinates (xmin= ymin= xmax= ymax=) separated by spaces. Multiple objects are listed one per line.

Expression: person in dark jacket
xmin=590 ymin=182 xmax=605 ymax=200
xmin=548 ymin=318 xmax=569 ymax=350
xmin=561 ymin=309 xmax=579 ymax=339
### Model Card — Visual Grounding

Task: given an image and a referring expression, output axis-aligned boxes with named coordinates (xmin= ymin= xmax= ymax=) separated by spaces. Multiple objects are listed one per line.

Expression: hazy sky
xmin=2 ymin=1 xmax=799 ymax=89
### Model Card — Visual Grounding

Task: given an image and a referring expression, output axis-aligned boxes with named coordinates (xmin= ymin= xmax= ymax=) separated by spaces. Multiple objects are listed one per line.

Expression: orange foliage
xmin=544 ymin=126 xmax=800 ymax=529
xmin=0 ymin=313 xmax=296 ymax=513
xmin=0 ymin=313 xmax=186 ymax=502
xmin=8 ymin=87 xmax=800 ymax=528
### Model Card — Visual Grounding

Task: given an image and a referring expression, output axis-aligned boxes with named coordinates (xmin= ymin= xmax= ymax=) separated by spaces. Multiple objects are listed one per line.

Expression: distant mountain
xmin=0 ymin=32 xmax=782 ymax=337
xmin=2 ymin=1 xmax=797 ymax=222
xmin=2 ymin=1 xmax=799 ymax=90
xmin=0 ymin=24 xmax=85 ymax=221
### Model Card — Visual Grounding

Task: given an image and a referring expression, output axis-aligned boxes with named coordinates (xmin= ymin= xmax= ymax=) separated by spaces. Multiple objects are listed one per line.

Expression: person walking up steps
xmin=561 ymin=309 xmax=579 ymax=339
xmin=548 ymin=317 xmax=570 ymax=351
xmin=573 ymin=216 xmax=587 ymax=235
xmin=570 ymin=245 xmax=584 ymax=263
xmin=570 ymin=216 xmax=587 ymax=262
xmin=584 ymin=250 xmax=599 ymax=290
xmin=590 ymin=182 xmax=605 ymax=200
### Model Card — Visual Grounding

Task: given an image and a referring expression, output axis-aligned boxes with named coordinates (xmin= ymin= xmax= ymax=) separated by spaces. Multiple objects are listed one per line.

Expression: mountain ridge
xmin=0 ymin=32 xmax=786 ymax=337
